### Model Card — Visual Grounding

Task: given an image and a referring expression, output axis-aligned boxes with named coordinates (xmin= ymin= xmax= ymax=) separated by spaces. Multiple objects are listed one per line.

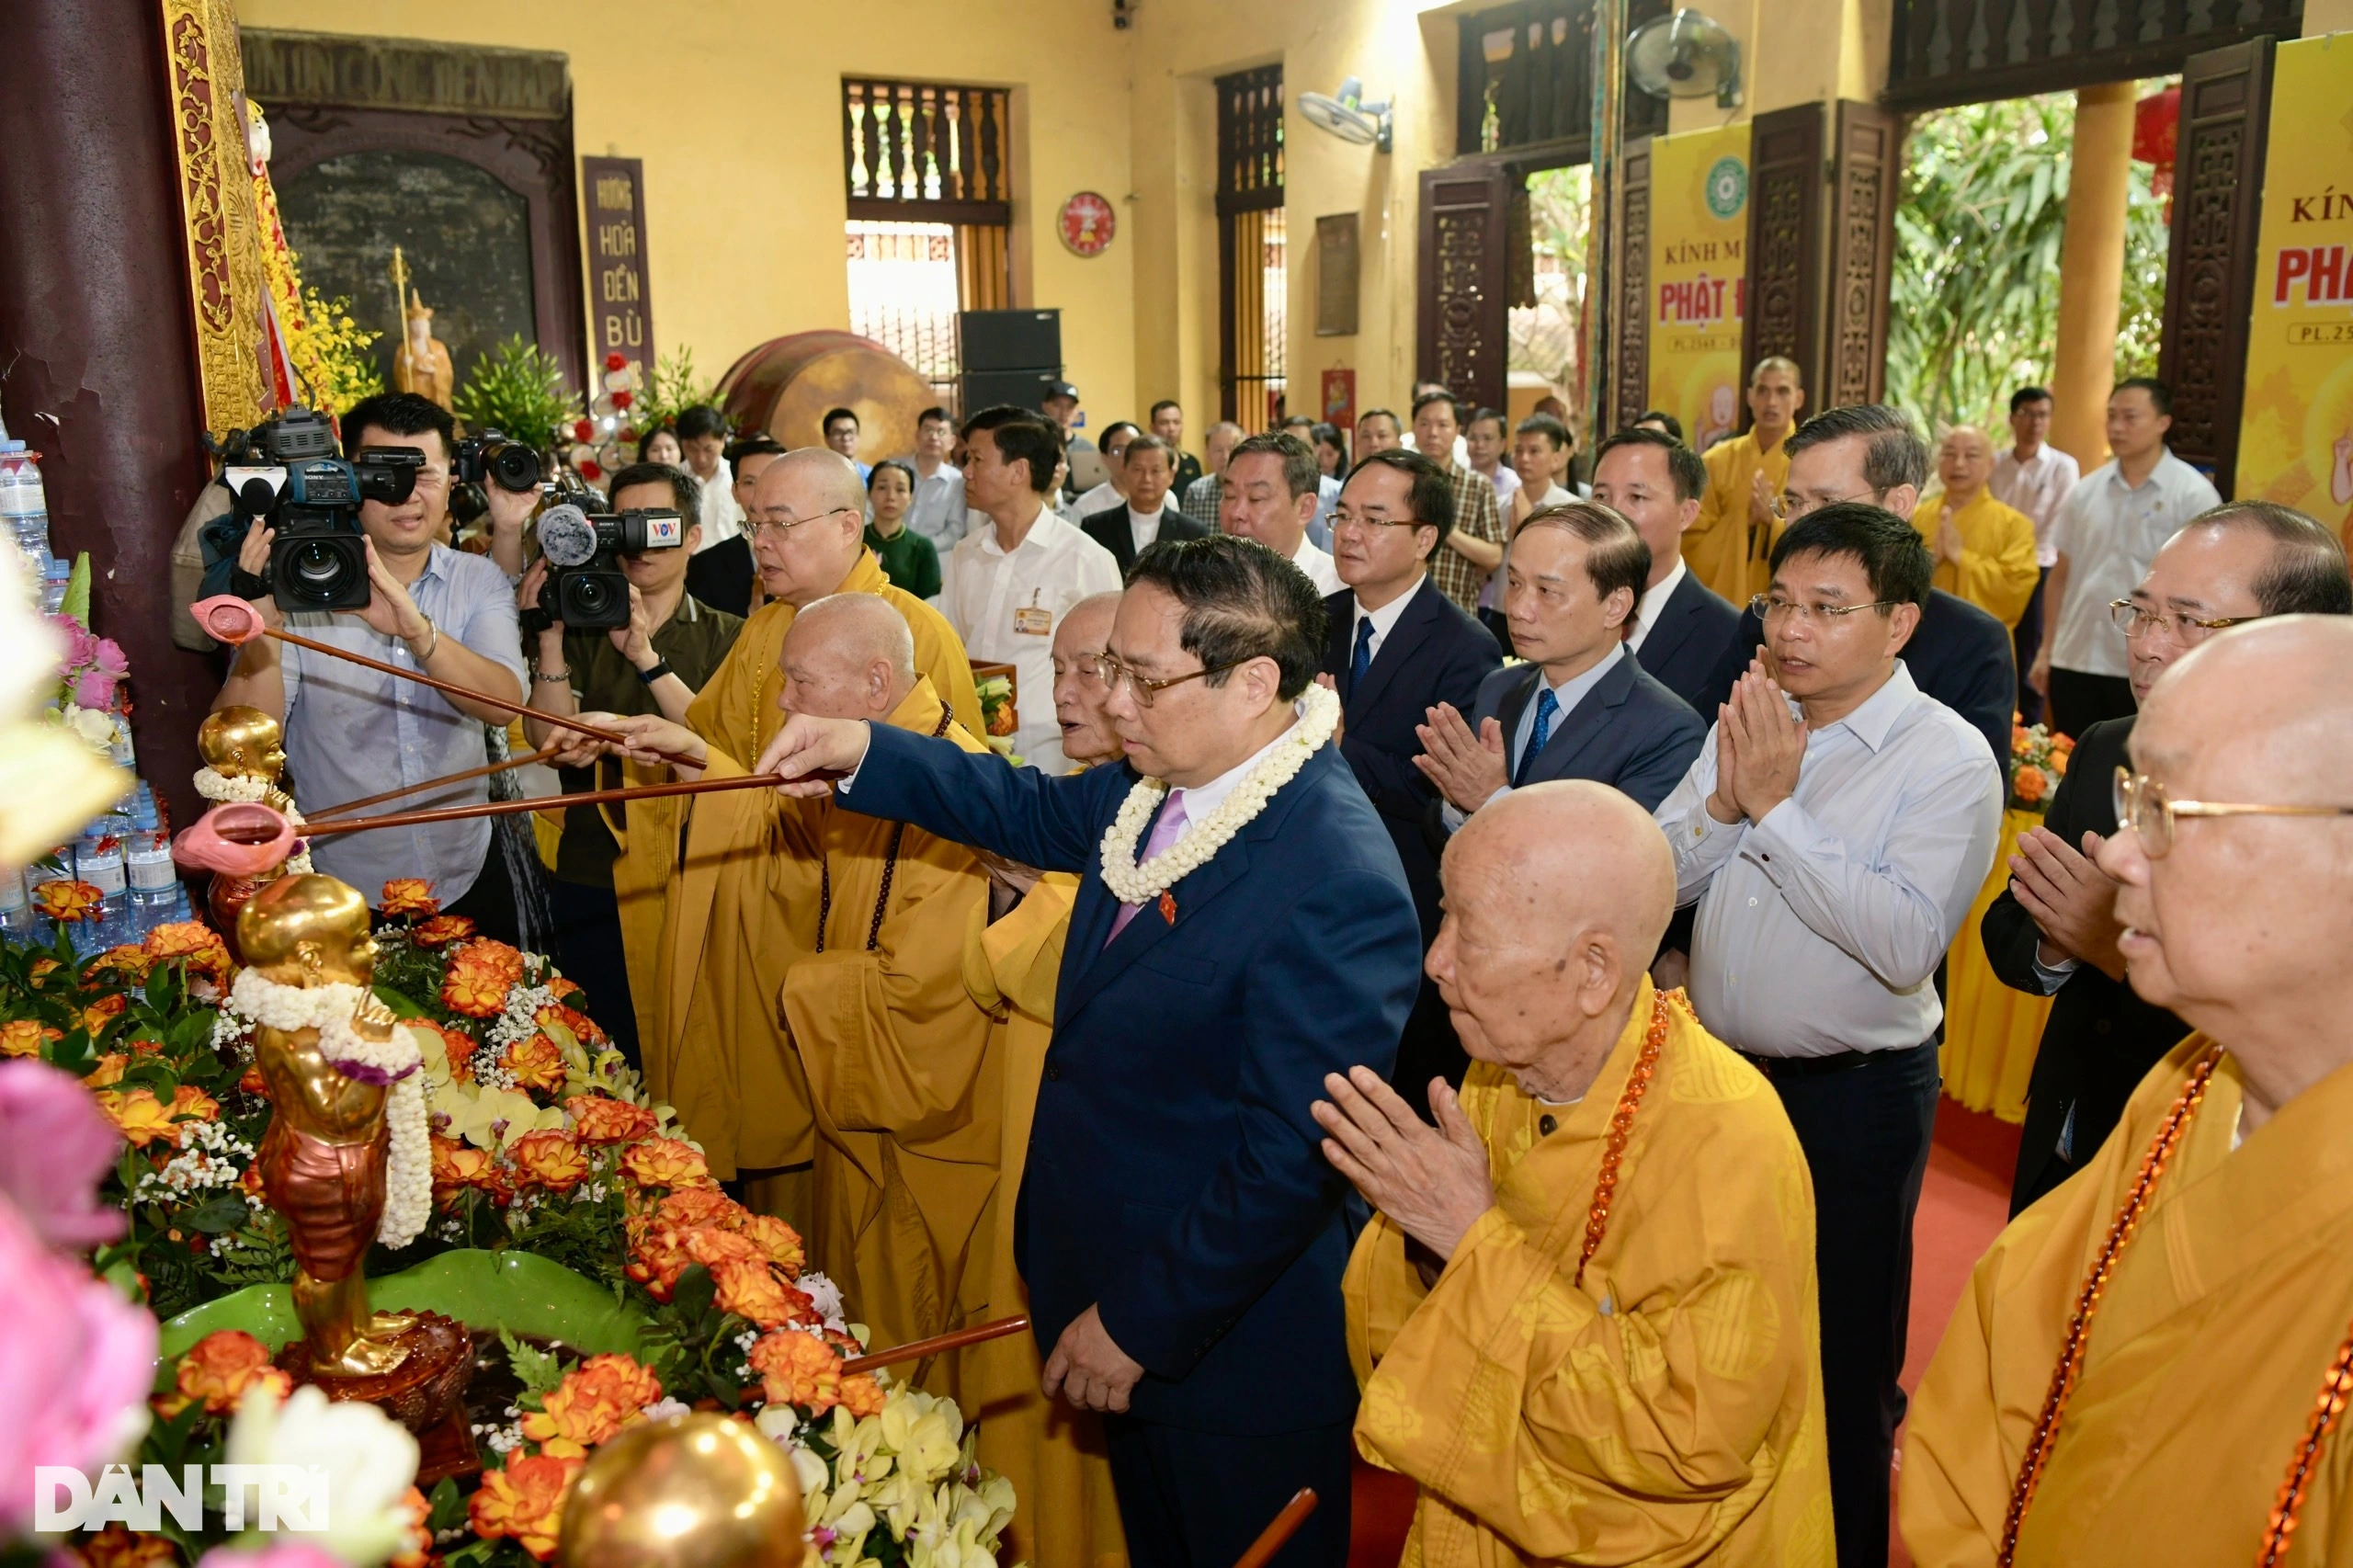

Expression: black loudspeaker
xmin=961 ymin=369 xmax=1063 ymax=415
xmin=959 ymin=310 xmax=1061 ymax=372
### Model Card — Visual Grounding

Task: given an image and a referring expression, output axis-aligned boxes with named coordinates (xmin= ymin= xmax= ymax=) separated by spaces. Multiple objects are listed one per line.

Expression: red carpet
xmin=1345 ymin=1096 xmax=2023 ymax=1568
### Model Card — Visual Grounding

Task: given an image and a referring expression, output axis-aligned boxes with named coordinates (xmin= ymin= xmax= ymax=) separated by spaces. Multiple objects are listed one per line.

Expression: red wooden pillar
xmin=0 ymin=0 xmax=217 ymax=835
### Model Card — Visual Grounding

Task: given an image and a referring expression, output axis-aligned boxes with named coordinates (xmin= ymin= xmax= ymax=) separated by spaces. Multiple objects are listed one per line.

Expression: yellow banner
xmin=1646 ymin=123 xmax=1752 ymax=451
xmin=2235 ymin=32 xmax=2353 ymax=530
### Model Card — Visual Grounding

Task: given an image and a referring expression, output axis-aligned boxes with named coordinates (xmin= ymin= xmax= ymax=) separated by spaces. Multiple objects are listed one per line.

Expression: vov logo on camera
xmin=33 ymin=1465 xmax=332 ymax=1531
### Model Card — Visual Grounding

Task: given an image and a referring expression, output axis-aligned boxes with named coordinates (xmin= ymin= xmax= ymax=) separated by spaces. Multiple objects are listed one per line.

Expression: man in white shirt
xmin=1078 ymin=435 xmax=1205 ymax=575
xmin=899 ymin=405 xmax=969 ymax=552
xmin=1479 ymin=412 xmax=1578 ymax=647
xmin=676 ymin=404 xmax=742 ymax=548
xmin=1217 ymin=431 xmax=1340 ymax=595
xmin=2029 ymin=377 xmax=2222 ymax=738
xmin=1653 ymin=503 xmax=2002 ymax=1567
xmin=1464 ymin=405 xmax=1521 ymax=511
xmin=1589 ymin=426 xmax=1741 ymax=712
xmin=940 ymin=406 xmax=1122 ymax=775
xmin=1068 ymin=421 xmax=1139 ymax=518
xmin=1989 ymin=385 xmax=2079 ymax=725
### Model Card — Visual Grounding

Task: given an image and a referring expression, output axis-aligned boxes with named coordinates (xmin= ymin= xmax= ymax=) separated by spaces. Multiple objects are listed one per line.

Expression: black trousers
xmin=2013 ymin=567 xmax=2050 ymax=727
xmin=2045 ymin=667 xmax=2134 ymax=743
xmin=542 ymin=873 xmax=642 ymax=1069
xmin=1761 ymin=1040 xmax=1941 ymax=1568
xmin=1390 ymin=976 xmax=1467 ymax=1124
xmin=442 ymin=847 xmax=521 ymax=948
xmin=1102 ymin=1415 xmax=1353 ymax=1568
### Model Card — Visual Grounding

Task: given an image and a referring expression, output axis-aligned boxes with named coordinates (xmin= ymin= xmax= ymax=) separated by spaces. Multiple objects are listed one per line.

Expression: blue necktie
xmin=1516 ymin=686 xmax=1559 ymax=786
xmin=1350 ymin=617 xmax=1374 ymax=689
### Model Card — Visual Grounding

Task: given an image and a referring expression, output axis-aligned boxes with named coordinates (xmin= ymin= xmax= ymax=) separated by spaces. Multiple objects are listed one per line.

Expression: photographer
xmin=213 ymin=391 xmax=531 ymax=939
xmin=520 ymin=460 xmax=744 ymax=1062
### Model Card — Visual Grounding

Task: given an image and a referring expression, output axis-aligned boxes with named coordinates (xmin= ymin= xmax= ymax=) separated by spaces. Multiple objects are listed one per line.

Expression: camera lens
xmin=568 ymin=573 xmax=615 ymax=618
xmin=490 ymin=445 xmax=543 ymax=492
xmin=290 ymin=540 xmax=356 ymax=597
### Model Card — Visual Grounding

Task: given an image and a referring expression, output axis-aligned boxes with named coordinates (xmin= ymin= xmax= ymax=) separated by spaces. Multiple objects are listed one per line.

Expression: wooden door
xmin=1417 ymin=161 xmax=1515 ymax=414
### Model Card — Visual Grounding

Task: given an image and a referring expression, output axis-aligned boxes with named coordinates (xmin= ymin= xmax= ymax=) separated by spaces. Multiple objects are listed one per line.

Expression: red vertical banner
xmin=581 ymin=156 xmax=654 ymax=386
xmin=1320 ymin=367 xmax=1355 ymax=431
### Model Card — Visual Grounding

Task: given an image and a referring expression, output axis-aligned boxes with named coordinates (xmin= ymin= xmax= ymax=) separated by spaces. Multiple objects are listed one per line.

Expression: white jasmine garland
xmin=1096 ymin=684 xmax=1340 ymax=907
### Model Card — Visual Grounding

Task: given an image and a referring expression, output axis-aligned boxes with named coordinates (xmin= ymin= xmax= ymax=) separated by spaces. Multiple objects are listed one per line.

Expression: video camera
xmin=520 ymin=491 xmax=686 ymax=633
xmin=448 ymin=431 xmax=545 ymax=527
xmin=204 ymin=405 xmax=424 ymax=613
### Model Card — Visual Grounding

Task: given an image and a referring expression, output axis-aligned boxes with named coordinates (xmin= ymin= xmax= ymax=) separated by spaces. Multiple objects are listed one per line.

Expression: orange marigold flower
xmin=509 ymin=1129 xmax=590 ymax=1192
xmin=86 ymin=945 xmax=153 ymax=983
xmin=2050 ymin=747 xmax=2070 ymax=778
xmin=440 ymin=960 xmax=510 ymax=1018
xmin=502 ymin=1033 xmax=567 ymax=1095
xmin=430 ymin=1021 xmax=479 ymax=1084
xmin=1 ymin=1018 xmax=62 ymax=1058
xmin=411 ymin=914 xmax=477 ymax=949
xmin=623 ymin=1219 xmax=699 ymax=1301
xmin=620 ymin=1137 xmax=713 ymax=1190
xmin=431 ymin=1135 xmax=501 ymax=1201
xmin=237 ymin=1062 xmax=268 ymax=1097
xmin=389 ymin=1486 xmax=432 ymax=1568
xmin=837 ymin=1372 xmax=886 ymax=1418
xmin=142 ymin=922 xmax=233 ymax=983
xmin=31 ymin=880 xmax=102 ymax=923
xmin=747 ymin=1329 xmax=845 ymax=1413
xmin=536 ymin=1001 xmax=606 ymax=1049
xmin=82 ymin=994 xmax=129 ymax=1037
xmin=683 ymin=1226 xmax=764 ymax=1270
xmin=655 ymin=1187 xmax=747 ymax=1231
xmin=86 ymin=1052 xmax=128 ymax=1088
xmin=468 ymin=1453 xmax=582 ymax=1562
xmin=566 ymin=1094 xmax=656 ymax=1146
xmin=2013 ymin=764 xmax=2050 ymax=804
xmin=2010 ymin=724 xmax=2031 ymax=755
xmin=517 ymin=1352 xmax=663 ymax=1458
xmin=547 ymin=976 xmax=583 ymax=1001
xmin=160 ymin=1328 xmax=292 ymax=1416
xmin=169 ymin=1085 xmax=222 ymax=1123
xmin=73 ymin=1524 xmax=178 ymax=1568
xmin=693 ymin=1232 xmax=814 ymax=1329
xmin=240 ymin=1162 xmax=266 ymax=1200
xmin=95 ymin=1087 xmax=177 ymax=1148
xmin=378 ymin=879 xmax=440 ymax=917
xmin=737 ymin=1213 xmax=806 ymax=1275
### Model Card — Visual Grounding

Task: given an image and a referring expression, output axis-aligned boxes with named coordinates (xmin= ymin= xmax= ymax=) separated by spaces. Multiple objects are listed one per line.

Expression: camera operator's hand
xmin=613 ymin=585 xmax=657 ymax=670
xmin=518 ymin=558 xmax=566 ymax=653
xmin=233 ymin=517 xmax=281 ymax=621
xmin=351 ymin=538 xmax=436 ymax=654
xmin=483 ymin=482 xmax=537 ymax=578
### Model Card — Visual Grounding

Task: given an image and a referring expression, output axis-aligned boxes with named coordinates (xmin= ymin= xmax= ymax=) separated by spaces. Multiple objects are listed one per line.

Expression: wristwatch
xmin=635 ymin=658 xmax=675 ymax=687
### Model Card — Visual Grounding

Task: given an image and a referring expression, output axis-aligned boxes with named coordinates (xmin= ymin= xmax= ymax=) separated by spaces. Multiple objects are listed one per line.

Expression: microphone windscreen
xmin=538 ymin=504 xmax=599 ymax=568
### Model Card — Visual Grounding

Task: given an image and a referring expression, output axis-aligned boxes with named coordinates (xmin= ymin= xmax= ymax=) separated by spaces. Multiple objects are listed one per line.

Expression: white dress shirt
xmin=1290 ymin=534 xmax=1342 ymax=596
xmin=1126 ymin=502 xmax=1176 ymax=557
xmin=1350 ymin=572 xmax=1428 ymax=665
xmin=1478 ymin=464 xmax=1522 ymax=508
xmin=2049 ymin=449 xmax=2222 ymax=676
xmin=1654 ymin=661 xmax=2003 ymax=1058
xmin=1144 ymin=703 xmax=1308 ymax=854
xmin=1074 ymin=481 xmax=1122 ymax=517
xmin=1626 ymin=559 xmax=1689 ymax=654
xmin=901 ymin=460 xmax=969 ymax=551
xmin=1482 ymin=483 xmax=1571 ymax=612
xmin=1990 ymin=444 xmax=2081 ymax=566
xmin=690 ymin=458 xmax=743 ymax=550
xmin=939 ymin=507 xmax=1123 ymax=775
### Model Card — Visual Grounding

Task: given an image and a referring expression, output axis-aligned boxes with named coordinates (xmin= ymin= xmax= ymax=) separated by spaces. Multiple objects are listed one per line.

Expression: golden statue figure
xmin=390 ymin=248 xmax=454 ymax=410
xmin=239 ymin=875 xmax=419 ymax=1377
xmin=198 ymin=707 xmax=301 ymax=960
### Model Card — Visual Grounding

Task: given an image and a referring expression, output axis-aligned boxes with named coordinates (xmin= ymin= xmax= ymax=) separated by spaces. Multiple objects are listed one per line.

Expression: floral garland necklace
xmin=228 ymin=969 xmax=429 ymax=1249
xmin=193 ymin=768 xmax=313 ymax=873
xmin=1097 ymin=684 xmax=1340 ymax=908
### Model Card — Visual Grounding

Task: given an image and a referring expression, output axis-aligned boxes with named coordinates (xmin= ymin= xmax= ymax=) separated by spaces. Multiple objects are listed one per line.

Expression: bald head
xmin=1052 ymin=593 xmax=1121 ymax=660
xmin=1051 ymin=592 xmax=1124 ymax=767
xmin=2141 ymin=616 xmax=2353 ymax=803
xmin=777 ymin=593 xmax=916 ymax=722
xmin=749 ymin=449 xmax=871 ymax=608
xmin=1427 ymin=781 xmax=1675 ymax=1099
xmin=1936 ymin=424 xmax=1994 ymax=502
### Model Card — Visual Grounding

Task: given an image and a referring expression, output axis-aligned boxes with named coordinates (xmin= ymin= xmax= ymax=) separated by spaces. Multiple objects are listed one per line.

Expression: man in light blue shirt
xmin=1652 ymin=502 xmax=2000 ymax=1568
xmin=214 ymin=392 xmax=529 ymax=936
xmin=898 ymin=404 xmax=969 ymax=551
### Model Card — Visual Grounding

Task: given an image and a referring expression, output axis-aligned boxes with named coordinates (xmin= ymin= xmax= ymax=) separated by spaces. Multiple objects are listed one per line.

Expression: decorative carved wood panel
xmin=1615 ymin=138 xmax=1653 ymax=435
xmin=2158 ymin=38 xmax=2275 ymax=494
xmin=842 ymin=78 xmax=1012 ymax=226
xmin=1456 ymin=0 xmax=1671 ymax=160
xmin=1886 ymin=0 xmax=2299 ymax=111
xmin=1417 ymin=164 xmax=1514 ymax=416
xmin=1825 ymin=102 xmax=1900 ymax=410
xmin=1740 ymin=104 xmax=1825 ymax=422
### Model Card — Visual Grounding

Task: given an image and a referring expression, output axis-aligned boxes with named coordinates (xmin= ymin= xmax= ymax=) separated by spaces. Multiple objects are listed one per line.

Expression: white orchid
xmin=224 ymin=1382 xmax=418 ymax=1566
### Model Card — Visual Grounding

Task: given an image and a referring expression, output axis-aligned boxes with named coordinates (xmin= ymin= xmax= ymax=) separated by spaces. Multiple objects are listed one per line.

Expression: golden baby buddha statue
xmin=198 ymin=708 xmax=310 ymax=959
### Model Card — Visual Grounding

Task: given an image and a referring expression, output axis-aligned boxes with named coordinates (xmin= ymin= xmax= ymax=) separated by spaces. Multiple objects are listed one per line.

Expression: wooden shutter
xmin=1417 ymin=161 xmax=1514 ymax=415
xmin=1824 ymin=101 xmax=1902 ymax=410
xmin=1614 ymin=136 xmax=1654 ymax=434
xmin=1740 ymin=103 xmax=1826 ymax=419
xmin=2159 ymin=37 xmax=2276 ymax=493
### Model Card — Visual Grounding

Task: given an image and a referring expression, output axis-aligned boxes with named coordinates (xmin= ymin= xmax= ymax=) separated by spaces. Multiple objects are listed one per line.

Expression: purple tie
xmin=1106 ymin=789 xmax=1188 ymax=946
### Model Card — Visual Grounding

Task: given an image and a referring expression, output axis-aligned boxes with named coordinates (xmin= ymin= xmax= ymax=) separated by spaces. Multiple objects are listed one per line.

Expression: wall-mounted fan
xmin=1627 ymin=8 xmax=1744 ymax=109
xmin=1299 ymin=77 xmax=1393 ymax=153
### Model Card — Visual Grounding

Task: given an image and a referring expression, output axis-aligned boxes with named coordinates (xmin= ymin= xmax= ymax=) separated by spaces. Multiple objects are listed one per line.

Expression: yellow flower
xmin=620 ymin=1137 xmax=714 ymax=1190
xmin=0 ymin=1018 xmax=61 ymax=1058
xmin=468 ymin=1453 xmax=581 ymax=1562
xmin=517 ymin=1353 xmax=662 ymax=1458
xmin=508 ymin=1129 xmax=590 ymax=1192
xmin=748 ymin=1329 xmax=844 ymax=1412
xmin=565 ymin=1094 xmax=655 ymax=1145
xmin=31 ymin=880 xmax=102 ymax=923
xmin=73 ymin=1525 xmax=178 ymax=1568
xmin=85 ymin=1053 xmax=128 ymax=1088
xmin=501 ymin=1033 xmax=567 ymax=1095
xmin=737 ymin=1212 xmax=807 ymax=1274
xmin=410 ymin=914 xmax=477 ymax=948
xmin=169 ymin=1084 xmax=222 ymax=1123
xmin=430 ymin=1134 xmax=503 ymax=1202
xmin=440 ymin=1083 xmax=564 ymax=1150
xmin=142 ymin=922 xmax=233 ymax=984
xmin=86 ymin=945 xmax=153 ymax=983
xmin=377 ymin=879 xmax=439 ymax=917
xmin=95 ymin=1087 xmax=176 ymax=1147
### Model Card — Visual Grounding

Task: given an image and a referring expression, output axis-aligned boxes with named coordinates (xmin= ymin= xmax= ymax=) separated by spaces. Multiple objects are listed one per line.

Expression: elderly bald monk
xmin=601 ymin=449 xmax=984 ymax=1185
xmin=1903 ymin=615 xmax=2353 ymax=1566
xmin=1917 ymin=427 xmax=2040 ymax=629
xmin=599 ymin=593 xmax=998 ymax=1382
xmin=962 ymin=588 xmax=1130 ymax=1568
xmin=1324 ymin=779 xmax=1834 ymax=1565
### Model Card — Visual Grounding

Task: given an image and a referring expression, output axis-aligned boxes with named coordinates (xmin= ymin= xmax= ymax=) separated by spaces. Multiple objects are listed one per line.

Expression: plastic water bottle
xmin=0 ymin=869 xmax=35 ymax=943
xmin=0 ymin=441 xmax=51 ymax=579
xmin=125 ymin=831 xmax=178 ymax=937
xmin=74 ymin=830 xmax=128 ymax=952
xmin=40 ymin=555 xmax=70 ymax=616
xmin=130 ymin=783 xmax=160 ymax=834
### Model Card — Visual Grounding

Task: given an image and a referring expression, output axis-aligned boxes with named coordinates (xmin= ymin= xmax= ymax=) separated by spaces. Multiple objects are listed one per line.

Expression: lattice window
xmin=1456 ymin=0 xmax=1668 ymax=158
xmin=846 ymin=221 xmax=963 ymax=396
xmin=1217 ymin=65 xmax=1286 ymax=426
xmin=1885 ymin=0 xmax=2299 ymax=111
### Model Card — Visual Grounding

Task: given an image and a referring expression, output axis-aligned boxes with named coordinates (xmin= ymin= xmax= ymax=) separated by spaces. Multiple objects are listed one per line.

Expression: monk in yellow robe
xmin=1903 ymin=615 xmax=2353 ymax=1567
xmin=1915 ymin=426 xmax=2040 ymax=628
xmin=959 ymin=591 xmax=1128 ymax=1568
xmin=603 ymin=593 xmax=1001 ymax=1386
xmin=1687 ymin=358 xmax=1803 ymax=604
xmin=1323 ymin=780 xmax=1834 ymax=1566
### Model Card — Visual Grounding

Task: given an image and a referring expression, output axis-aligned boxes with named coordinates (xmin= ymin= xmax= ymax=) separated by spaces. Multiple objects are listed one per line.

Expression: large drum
xmin=716 ymin=332 xmax=933 ymax=466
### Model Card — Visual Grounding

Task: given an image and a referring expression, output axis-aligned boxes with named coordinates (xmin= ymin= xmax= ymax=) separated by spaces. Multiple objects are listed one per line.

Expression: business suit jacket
xmin=1079 ymin=502 xmax=1208 ymax=576
xmin=1981 ymin=716 xmax=2188 ymax=1214
xmin=839 ymin=722 xmax=1423 ymax=1434
xmin=1445 ymin=653 xmax=1706 ymax=828
xmin=1699 ymin=586 xmax=2015 ymax=765
xmin=1634 ymin=568 xmax=1743 ymax=712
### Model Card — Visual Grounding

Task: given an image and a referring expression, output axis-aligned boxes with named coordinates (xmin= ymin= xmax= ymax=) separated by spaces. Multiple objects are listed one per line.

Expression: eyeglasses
xmin=1329 ymin=509 xmax=1427 ymax=535
xmin=1769 ymin=488 xmax=1878 ymax=520
xmin=2108 ymin=598 xmax=2258 ymax=645
xmin=746 ymin=506 xmax=857 ymax=542
xmin=1084 ymin=653 xmax=1247 ymax=708
xmin=2112 ymin=766 xmax=2353 ymax=858
xmin=1748 ymin=594 xmax=1902 ymax=626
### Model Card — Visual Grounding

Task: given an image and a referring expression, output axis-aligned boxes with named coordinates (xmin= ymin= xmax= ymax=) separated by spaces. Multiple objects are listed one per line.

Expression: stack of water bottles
xmin=0 ymin=438 xmax=71 ymax=612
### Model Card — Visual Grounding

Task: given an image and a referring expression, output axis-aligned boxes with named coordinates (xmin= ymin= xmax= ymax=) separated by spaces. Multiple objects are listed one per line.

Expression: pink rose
xmin=94 ymin=639 xmax=128 ymax=675
xmin=0 ymin=1201 xmax=157 ymax=1533
xmin=56 ymin=619 xmax=97 ymax=669
xmin=0 ymin=1061 xmax=127 ymax=1250
xmin=73 ymin=669 xmax=118 ymax=711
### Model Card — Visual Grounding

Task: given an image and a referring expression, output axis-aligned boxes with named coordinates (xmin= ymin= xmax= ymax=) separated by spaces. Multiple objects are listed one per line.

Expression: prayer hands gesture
xmin=756 ymin=713 xmax=872 ymax=796
xmin=2009 ymin=825 xmax=2127 ymax=981
xmin=1936 ymin=506 xmax=1967 ymax=568
xmin=1746 ymin=469 xmax=1777 ymax=529
xmin=1414 ymin=701 xmax=1510 ymax=814
xmin=1706 ymin=653 xmax=1806 ymax=826
xmin=1313 ymin=1066 xmax=1495 ymax=1262
xmin=1040 ymin=1303 xmax=1144 ymax=1413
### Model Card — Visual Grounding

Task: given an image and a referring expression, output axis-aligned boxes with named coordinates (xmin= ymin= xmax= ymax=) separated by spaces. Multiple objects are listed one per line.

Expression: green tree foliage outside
xmin=1888 ymin=87 xmax=2172 ymax=435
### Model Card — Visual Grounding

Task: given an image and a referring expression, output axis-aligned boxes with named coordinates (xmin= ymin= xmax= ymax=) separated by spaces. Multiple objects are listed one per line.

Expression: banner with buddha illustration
xmin=2235 ymin=33 xmax=2353 ymax=538
xmin=1645 ymin=123 xmax=1752 ymax=453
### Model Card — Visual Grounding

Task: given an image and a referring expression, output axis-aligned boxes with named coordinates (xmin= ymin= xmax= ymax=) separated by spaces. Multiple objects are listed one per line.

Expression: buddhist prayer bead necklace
xmin=1572 ymin=987 xmax=1673 ymax=1291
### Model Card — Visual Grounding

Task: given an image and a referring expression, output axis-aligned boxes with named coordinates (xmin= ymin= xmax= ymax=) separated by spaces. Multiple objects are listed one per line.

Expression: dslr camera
xmin=521 ymin=494 xmax=686 ymax=633
xmin=204 ymin=405 xmax=423 ymax=613
xmin=448 ymin=430 xmax=545 ymax=527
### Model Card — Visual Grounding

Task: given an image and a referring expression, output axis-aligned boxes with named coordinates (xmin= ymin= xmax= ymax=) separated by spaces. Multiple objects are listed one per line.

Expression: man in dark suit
xmin=1590 ymin=426 xmax=1742 ymax=710
xmin=757 ymin=533 xmax=1422 ymax=1568
xmin=1415 ymin=501 xmax=1703 ymax=832
xmin=1081 ymin=434 xmax=1205 ymax=574
xmin=1314 ymin=447 xmax=1502 ymax=1116
xmin=1986 ymin=500 xmax=2350 ymax=1213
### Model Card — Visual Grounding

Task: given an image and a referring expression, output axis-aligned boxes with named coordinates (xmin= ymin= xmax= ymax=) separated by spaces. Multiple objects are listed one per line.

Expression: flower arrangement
xmin=2008 ymin=720 xmax=2074 ymax=813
